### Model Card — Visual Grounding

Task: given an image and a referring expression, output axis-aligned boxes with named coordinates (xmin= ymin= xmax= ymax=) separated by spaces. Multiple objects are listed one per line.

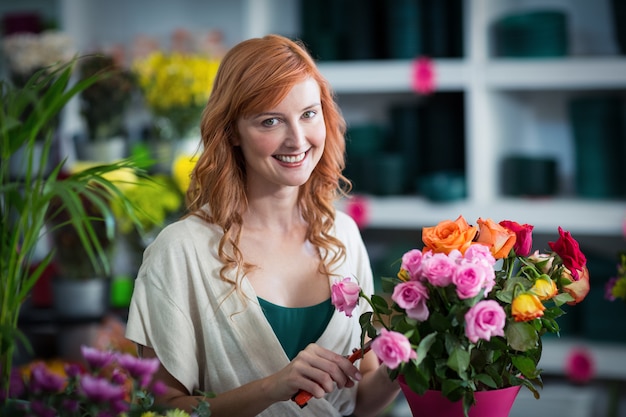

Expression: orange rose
xmin=511 ymin=293 xmax=546 ymax=322
xmin=563 ymin=266 xmax=590 ymax=305
xmin=422 ymin=215 xmax=478 ymax=255
xmin=530 ymin=277 xmax=558 ymax=300
xmin=476 ymin=218 xmax=516 ymax=259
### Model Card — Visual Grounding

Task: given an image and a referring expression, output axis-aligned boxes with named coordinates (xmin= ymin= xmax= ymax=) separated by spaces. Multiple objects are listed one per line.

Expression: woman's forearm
xmin=352 ymin=364 xmax=400 ymax=417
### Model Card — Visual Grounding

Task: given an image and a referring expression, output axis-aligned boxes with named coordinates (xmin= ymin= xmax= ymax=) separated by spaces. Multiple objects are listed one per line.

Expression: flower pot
xmin=52 ymin=278 xmax=109 ymax=320
xmin=398 ymin=377 xmax=521 ymax=417
xmin=76 ymin=136 xmax=127 ymax=162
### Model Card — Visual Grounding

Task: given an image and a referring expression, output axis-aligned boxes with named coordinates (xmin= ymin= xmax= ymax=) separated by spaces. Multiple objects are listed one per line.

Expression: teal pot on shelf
xmin=52 ymin=278 xmax=109 ymax=320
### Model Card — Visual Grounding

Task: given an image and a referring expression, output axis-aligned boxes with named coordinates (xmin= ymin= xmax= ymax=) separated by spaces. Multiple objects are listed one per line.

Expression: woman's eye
xmin=262 ymin=118 xmax=279 ymax=127
xmin=303 ymin=110 xmax=316 ymax=119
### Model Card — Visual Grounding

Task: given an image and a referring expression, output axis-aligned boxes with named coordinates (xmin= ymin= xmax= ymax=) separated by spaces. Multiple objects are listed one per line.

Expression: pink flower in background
xmin=565 ymin=348 xmax=595 ymax=384
xmin=464 ymin=300 xmax=506 ymax=343
xmin=371 ymin=329 xmax=416 ymax=369
xmin=412 ymin=57 xmax=435 ymax=95
xmin=345 ymin=195 xmax=370 ymax=229
xmin=331 ymin=277 xmax=361 ymax=317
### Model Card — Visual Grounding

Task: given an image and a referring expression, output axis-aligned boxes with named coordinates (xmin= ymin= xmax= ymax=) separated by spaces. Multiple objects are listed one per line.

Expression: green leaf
xmin=447 ymin=347 xmax=470 ymax=376
xmin=505 ymin=321 xmax=539 ymax=351
xmin=512 ymin=355 xmax=541 ymax=379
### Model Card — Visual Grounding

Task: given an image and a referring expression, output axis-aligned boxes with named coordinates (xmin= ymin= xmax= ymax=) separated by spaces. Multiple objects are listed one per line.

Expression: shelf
xmin=319 ymin=57 xmax=626 ymax=94
xmin=486 ymin=58 xmax=626 ymax=90
xmin=342 ymin=196 xmax=625 ymax=236
xmin=541 ymin=338 xmax=626 ymax=380
xmin=318 ymin=59 xmax=469 ymax=93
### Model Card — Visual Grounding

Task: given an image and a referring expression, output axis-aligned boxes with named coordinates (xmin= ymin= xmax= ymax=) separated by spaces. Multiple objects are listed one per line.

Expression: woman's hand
xmin=267 ymin=343 xmax=362 ymax=402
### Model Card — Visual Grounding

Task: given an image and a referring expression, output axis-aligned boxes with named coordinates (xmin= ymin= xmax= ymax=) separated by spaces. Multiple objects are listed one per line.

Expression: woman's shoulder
xmin=334 ymin=210 xmax=361 ymax=236
xmin=147 ymin=214 xmax=222 ymax=252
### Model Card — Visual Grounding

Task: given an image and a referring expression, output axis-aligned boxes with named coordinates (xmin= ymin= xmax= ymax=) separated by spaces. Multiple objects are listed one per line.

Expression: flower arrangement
xmin=133 ymin=50 xmax=220 ymax=141
xmin=331 ymin=215 xmax=590 ymax=417
xmin=605 ymin=252 xmax=626 ymax=303
xmin=2 ymin=30 xmax=74 ymax=86
xmin=3 ymin=345 xmax=212 ymax=416
xmin=78 ymin=53 xmax=136 ymax=141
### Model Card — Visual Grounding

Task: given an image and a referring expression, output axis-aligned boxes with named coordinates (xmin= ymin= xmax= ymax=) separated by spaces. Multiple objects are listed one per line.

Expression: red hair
xmin=186 ymin=34 xmax=349 ymax=291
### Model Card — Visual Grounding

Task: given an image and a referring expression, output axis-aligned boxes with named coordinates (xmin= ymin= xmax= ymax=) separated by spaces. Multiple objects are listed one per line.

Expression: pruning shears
xmin=291 ymin=339 xmax=374 ymax=408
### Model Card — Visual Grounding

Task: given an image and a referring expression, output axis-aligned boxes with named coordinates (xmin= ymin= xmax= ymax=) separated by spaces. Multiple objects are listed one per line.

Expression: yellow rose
xmin=511 ymin=293 xmax=545 ymax=322
xmin=530 ymin=277 xmax=557 ymax=300
xmin=422 ymin=215 xmax=478 ymax=255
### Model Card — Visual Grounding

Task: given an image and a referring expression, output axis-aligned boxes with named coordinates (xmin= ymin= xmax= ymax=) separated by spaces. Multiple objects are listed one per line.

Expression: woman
xmin=125 ymin=34 xmax=399 ymax=417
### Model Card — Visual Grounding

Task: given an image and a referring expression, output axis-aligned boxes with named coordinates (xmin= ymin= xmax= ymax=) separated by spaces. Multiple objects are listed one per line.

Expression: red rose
xmin=549 ymin=227 xmax=587 ymax=280
xmin=500 ymin=220 xmax=534 ymax=257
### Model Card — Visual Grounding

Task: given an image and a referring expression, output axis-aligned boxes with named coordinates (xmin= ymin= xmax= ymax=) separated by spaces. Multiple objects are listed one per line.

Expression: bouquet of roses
xmin=331 ymin=215 xmax=590 ymax=417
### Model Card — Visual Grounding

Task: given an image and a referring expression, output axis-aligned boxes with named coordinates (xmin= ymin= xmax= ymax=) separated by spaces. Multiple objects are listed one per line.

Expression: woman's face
xmin=235 ymin=78 xmax=326 ymax=194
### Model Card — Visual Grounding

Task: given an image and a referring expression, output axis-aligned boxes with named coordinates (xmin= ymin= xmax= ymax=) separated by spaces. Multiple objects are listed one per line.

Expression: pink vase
xmin=398 ymin=377 xmax=521 ymax=417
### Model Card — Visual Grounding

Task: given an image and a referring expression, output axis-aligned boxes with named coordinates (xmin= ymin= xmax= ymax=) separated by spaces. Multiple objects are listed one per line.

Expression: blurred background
xmin=2 ymin=0 xmax=626 ymax=415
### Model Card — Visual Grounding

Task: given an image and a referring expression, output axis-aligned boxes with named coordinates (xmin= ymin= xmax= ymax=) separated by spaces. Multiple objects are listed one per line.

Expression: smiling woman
xmin=124 ymin=34 xmax=401 ymax=417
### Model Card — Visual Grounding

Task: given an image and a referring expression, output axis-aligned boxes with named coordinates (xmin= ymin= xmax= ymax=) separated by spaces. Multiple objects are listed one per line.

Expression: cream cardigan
xmin=126 ymin=211 xmax=374 ymax=416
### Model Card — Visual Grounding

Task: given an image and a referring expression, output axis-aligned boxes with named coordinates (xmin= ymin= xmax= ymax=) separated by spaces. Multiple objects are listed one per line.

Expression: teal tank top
xmin=258 ymin=297 xmax=334 ymax=360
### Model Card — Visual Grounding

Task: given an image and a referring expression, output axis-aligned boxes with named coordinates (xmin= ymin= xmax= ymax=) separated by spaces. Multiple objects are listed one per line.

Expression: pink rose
xmin=421 ymin=252 xmax=457 ymax=287
xmin=565 ymin=348 xmax=595 ymax=384
xmin=464 ymin=300 xmax=506 ymax=343
xmin=331 ymin=277 xmax=361 ymax=317
xmin=401 ymin=249 xmax=424 ymax=280
xmin=391 ymin=281 xmax=430 ymax=321
xmin=452 ymin=263 xmax=486 ymax=299
xmin=371 ymin=329 xmax=417 ymax=369
xmin=463 ymin=243 xmax=496 ymax=267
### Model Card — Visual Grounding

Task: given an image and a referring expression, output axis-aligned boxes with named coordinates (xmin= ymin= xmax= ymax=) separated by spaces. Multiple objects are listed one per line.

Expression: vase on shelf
xmin=398 ymin=377 xmax=521 ymax=417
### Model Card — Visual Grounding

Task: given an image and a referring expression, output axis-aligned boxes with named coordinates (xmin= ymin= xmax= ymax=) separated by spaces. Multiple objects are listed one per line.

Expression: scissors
xmin=291 ymin=338 xmax=374 ymax=408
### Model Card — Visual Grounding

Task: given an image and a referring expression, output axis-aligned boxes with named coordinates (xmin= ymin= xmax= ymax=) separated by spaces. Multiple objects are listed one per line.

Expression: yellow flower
xmin=511 ymin=293 xmax=546 ymax=322
xmin=530 ymin=276 xmax=558 ymax=300
xmin=133 ymin=51 xmax=220 ymax=113
xmin=172 ymin=153 xmax=199 ymax=194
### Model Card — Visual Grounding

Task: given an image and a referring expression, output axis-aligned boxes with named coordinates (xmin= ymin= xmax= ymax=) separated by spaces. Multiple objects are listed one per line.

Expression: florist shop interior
xmin=2 ymin=0 xmax=626 ymax=416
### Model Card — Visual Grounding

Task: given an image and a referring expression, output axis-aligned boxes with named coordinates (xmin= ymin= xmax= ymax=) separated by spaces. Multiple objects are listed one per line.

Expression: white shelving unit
xmin=18 ymin=0 xmax=619 ymax=236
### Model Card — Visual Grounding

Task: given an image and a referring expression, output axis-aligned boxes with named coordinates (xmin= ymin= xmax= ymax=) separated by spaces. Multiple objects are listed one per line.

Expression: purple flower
xmin=79 ymin=375 xmax=126 ymax=402
xmin=30 ymin=362 xmax=65 ymax=393
xmin=116 ymin=353 xmax=160 ymax=388
xmin=29 ymin=400 xmax=57 ymax=417
xmin=605 ymin=277 xmax=618 ymax=301
xmin=81 ymin=345 xmax=114 ymax=370
xmin=152 ymin=380 xmax=168 ymax=396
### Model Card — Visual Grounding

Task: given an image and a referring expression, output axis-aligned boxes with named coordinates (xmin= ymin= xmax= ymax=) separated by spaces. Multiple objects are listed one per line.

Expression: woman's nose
xmin=284 ymin=122 xmax=306 ymax=147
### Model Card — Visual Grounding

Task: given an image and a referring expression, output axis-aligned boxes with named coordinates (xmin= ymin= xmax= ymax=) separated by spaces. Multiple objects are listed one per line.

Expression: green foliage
xmin=1 ymin=59 xmax=146 ymax=396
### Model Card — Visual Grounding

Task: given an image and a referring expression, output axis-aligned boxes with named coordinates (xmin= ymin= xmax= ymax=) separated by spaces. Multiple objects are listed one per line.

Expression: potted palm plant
xmin=0 ymin=59 xmax=145 ymax=397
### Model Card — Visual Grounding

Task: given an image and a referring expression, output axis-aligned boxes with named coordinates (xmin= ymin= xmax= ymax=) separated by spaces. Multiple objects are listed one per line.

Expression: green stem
xmin=359 ymin=291 xmax=390 ymax=332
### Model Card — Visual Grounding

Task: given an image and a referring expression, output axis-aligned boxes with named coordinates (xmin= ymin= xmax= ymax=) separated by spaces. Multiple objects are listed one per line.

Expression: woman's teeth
xmin=275 ymin=152 xmax=306 ymax=163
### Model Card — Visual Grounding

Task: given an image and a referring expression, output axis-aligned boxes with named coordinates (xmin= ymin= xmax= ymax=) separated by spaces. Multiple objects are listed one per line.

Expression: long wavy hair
xmin=186 ymin=34 xmax=350 ymax=294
